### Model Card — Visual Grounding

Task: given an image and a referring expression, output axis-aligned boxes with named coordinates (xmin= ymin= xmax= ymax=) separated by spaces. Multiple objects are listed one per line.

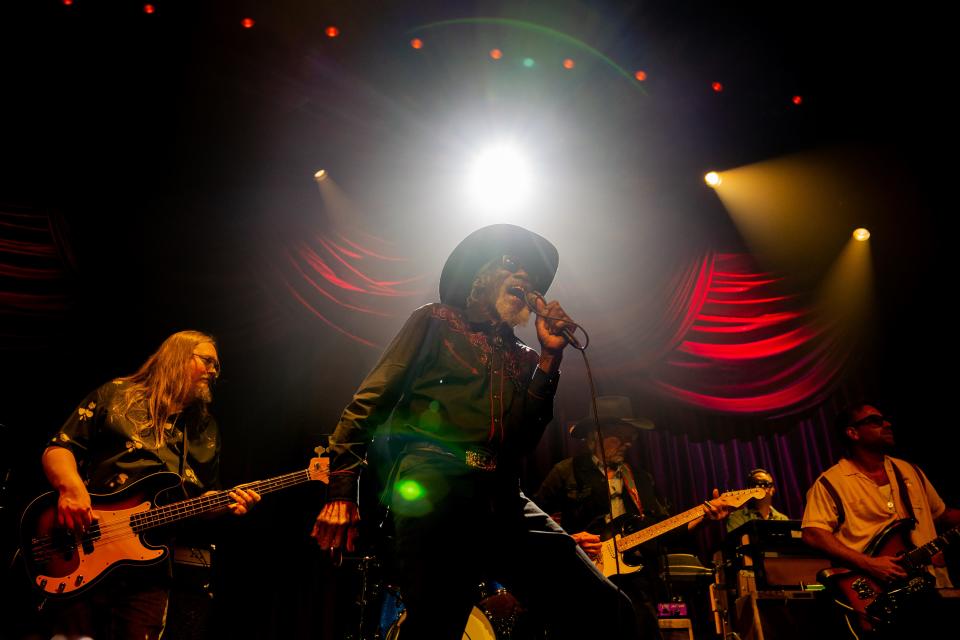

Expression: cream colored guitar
xmin=594 ymin=487 xmax=765 ymax=578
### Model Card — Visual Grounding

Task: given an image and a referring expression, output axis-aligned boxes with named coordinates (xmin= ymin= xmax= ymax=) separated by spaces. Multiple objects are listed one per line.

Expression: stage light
xmin=705 ymin=171 xmax=722 ymax=187
xmin=241 ymin=18 xmax=255 ymax=29
xmin=144 ymin=4 xmax=155 ymax=14
xmin=634 ymin=70 xmax=647 ymax=81
xmin=314 ymin=169 xmax=328 ymax=183
xmin=523 ymin=58 xmax=536 ymax=68
xmin=410 ymin=38 xmax=423 ymax=49
xmin=490 ymin=49 xmax=503 ymax=60
xmin=792 ymin=95 xmax=803 ymax=105
xmin=326 ymin=26 xmax=340 ymax=38
xmin=62 ymin=0 xmax=73 ymax=5
xmin=466 ymin=143 xmax=534 ymax=215
xmin=563 ymin=58 xmax=575 ymax=70
xmin=853 ymin=228 xmax=870 ymax=241
xmin=396 ymin=479 xmax=425 ymax=502
xmin=712 ymin=82 xmax=723 ymax=92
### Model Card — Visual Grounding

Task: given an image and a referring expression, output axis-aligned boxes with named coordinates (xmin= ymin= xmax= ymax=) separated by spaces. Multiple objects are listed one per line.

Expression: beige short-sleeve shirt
xmin=802 ymin=456 xmax=949 ymax=586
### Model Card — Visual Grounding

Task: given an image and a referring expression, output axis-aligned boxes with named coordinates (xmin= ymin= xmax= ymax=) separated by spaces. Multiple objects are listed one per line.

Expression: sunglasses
xmin=853 ymin=414 xmax=889 ymax=428
xmin=749 ymin=480 xmax=775 ymax=489
xmin=500 ymin=255 xmax=526 ymax=274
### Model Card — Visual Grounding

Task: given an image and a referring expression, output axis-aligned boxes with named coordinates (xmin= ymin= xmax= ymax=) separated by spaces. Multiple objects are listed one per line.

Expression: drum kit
xmin=349 ymin=554 xmax=535 ymax=640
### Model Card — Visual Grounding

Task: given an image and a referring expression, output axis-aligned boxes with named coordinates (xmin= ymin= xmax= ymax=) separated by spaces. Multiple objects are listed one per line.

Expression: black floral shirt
xmin=327 ymin=303 xmax=560 ymax=501
xmin=48 ymin=380 xmax=221 ymax=496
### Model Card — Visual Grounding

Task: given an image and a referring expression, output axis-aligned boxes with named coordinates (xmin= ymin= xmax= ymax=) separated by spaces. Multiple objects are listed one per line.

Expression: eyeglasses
xmin=193 ymin=353 xmax=221 ymax=375
xmin=853 ymin=414 xmax=889 ymax=428
xmin=749 ymin=480 xmax=775 ymax=489
xmin=500 ymin=255 xmax=526 ymax=274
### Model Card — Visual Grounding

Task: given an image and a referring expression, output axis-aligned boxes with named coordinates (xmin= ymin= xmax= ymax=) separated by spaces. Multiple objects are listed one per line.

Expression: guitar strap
xmin=889 ymin=460 xmax=916 ymax=521
xmin=175 ymin=413 xmax=189 ymax=492
xmin=619 ymin=464 xmax=643 ymax=516
xmin=818 ymin=476 xmax=846 ymax=528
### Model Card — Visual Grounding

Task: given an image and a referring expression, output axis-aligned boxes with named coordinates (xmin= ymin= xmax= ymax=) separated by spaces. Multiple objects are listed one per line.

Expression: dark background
xmin=2 ymin=1 xmax=956 ymax=638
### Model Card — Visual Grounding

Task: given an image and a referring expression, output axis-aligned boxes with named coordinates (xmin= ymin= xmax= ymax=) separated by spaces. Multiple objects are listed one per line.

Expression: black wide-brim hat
xmin=439 ymin=224 xmax=559 ymax=308
xmin=569 ymin=395 xmax=655 ymax=439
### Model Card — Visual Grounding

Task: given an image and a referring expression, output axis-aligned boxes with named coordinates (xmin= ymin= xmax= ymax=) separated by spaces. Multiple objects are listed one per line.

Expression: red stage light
xmin=326 ymin=26 xmax=340 ymax=38
xmin=144 ymin=4 xmax=155 ymax=14
xmin=241 ymin=18 xmax=255 ymax=29
xmin=634 ymin=70 xmax=647 ymax=81
xmin=490 ymin=49 xmax=503 ymax=60
xmin=411 ymin=38 xmax=423 ymax=49
xmin=792 ymin=95 xmax=803 ymax=105
xmin=62 ymin=0 xmax=73 ymax=5
xmin=712 ymin=81 xmax=723 ymax=92
xmin=562 ymin=58 xmax=575 ymax=69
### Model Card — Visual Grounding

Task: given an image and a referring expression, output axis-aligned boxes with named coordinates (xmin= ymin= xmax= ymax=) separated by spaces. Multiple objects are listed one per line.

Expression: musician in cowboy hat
xmin=312 ymin=224 xmax=638 ymax=639
xmin=535 ymin=395 xmax=730 ymax=639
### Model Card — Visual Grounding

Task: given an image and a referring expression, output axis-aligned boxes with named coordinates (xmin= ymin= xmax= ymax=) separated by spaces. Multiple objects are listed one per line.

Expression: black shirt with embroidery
xmin=327 ymin=303 xmax=560 ymax=502
xmin=48 ymin=380 xmax=221 ymax=496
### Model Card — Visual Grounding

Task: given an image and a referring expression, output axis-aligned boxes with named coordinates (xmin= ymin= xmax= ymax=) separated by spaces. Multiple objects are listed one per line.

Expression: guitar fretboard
xmin=130 ymin=469 xmax=313 ymax=532
xmin=614 ymin=488 xmax=762 ymax=553
xmin=615 ymin=505 xmax=707 ymax=552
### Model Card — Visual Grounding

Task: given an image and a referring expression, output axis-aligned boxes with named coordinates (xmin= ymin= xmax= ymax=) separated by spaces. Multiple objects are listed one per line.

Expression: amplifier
xmin=726 ymin=520 xmax=830 ymax=590
xmin=732 ymin=592 xmax=826 ymax=640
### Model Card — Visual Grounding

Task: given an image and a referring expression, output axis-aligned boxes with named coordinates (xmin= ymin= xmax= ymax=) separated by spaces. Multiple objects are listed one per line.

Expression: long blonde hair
xmin=117 ymin=330 xmax=216 ymax=447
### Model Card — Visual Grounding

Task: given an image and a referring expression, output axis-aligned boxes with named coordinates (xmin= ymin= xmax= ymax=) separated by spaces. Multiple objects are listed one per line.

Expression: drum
xmin=380 ymin=583 xmax=512 ymax=640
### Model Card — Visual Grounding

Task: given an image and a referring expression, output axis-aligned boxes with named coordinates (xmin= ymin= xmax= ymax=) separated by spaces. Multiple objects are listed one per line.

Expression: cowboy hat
xmin=569 ymin=395 xmax=655 ymax=439
xmin=439 ymin=224 xmax=559 ymax=308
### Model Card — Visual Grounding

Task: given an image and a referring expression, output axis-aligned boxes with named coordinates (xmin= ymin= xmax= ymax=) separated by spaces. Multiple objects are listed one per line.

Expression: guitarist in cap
xmin=37 ymin=330 xmax=259 ymax=639
xmin=802 ymin=403 xmax=960 ymax=632
xmin=535 ymin=396 xmax=732 ymax=639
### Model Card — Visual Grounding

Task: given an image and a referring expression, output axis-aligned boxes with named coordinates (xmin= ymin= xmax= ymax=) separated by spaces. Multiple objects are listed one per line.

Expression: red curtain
xmin=648 ymin=253 xmax=849 ymax=414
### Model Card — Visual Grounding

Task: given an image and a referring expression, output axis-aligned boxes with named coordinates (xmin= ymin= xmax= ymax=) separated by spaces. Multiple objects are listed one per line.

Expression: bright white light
xmin=465 ymin=143 xmax=533 ymax=215
xmin=704 ymin=171 xmax=722 ymax=187
xmin=853 ymin=227 xmax=870 ymax=241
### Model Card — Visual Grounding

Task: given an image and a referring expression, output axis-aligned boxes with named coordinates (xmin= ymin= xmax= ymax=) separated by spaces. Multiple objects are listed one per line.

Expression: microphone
xmin=518 ymin=289 xmax=585 ymax=350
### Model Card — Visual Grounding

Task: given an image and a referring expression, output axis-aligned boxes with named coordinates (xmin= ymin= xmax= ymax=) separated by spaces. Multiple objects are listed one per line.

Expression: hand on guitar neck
xmin=205 ymin=487 xmax=261 ymax=516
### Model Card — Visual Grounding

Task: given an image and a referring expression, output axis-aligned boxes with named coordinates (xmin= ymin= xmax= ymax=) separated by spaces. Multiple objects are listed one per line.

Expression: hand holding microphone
xmin=512 ymin=288 xmax=588 ymax=351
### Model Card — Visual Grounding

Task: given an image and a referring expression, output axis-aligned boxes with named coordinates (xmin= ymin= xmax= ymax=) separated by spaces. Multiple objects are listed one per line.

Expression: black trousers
xmin=388 ymin=451 xmax=639 ymax=640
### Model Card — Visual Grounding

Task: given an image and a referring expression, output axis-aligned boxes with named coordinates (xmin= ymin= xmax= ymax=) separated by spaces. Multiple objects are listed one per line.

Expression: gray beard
xmin=495 ymin=296 xmax=531 ymax=327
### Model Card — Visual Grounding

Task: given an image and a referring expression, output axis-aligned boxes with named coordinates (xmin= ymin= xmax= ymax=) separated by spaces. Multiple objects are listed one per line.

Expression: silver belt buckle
xmin=465 ymin=449 xmax=497 ymax=471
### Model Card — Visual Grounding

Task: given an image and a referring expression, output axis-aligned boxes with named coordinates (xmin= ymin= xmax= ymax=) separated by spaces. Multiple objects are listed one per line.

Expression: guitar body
xmin=593 ymin=515 xmax=649 ymax=578
xmin=596 ymin=535 xmax=644 ymax=578
xmin=20 ymin=472 xmax=183 ymax=598
xmin=818 ymin=519 xmax=935 ymax=633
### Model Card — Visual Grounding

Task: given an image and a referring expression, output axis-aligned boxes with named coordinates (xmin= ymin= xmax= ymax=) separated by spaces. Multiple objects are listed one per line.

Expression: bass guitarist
xmin=802 ymin=403 xmax=960 ymax=633
xmin=37 ymin=330 xmax=259 ymax=640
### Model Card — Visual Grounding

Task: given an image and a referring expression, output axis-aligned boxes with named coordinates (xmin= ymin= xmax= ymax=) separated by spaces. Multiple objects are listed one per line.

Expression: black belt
xmin=405 ymin=443 xmax=498 ymax=471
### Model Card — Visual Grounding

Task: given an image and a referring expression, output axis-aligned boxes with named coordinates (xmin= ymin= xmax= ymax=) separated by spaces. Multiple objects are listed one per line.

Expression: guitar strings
xmin=31 ymin=469 xmax=327 ymax=557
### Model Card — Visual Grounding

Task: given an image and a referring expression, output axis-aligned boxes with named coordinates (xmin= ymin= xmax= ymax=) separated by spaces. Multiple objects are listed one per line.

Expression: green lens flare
xmin=396 ymin=479 xmax=426 ymax=501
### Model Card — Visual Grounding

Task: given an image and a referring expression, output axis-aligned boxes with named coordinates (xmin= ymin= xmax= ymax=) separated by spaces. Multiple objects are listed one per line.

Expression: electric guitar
xmin=818 ymin=519 xmax=960 ymax=633
xmin=20 ymin=457 xmax=329 ymax=598
xmin=594 ymin=487 xmax=764 ymax=578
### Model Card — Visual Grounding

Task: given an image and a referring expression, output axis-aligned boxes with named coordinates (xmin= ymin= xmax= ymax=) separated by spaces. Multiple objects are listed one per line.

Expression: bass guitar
xmin=20 ymin=457 xmax=329 ymax=598
xmin=594 ymin=488 xmax=764 ymax=578
xmin=818 ymin=518 xmax=960 ymax=633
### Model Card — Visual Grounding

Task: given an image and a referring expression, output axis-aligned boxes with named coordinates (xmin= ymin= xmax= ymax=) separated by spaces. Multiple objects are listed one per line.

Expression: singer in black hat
xmin=312 ymin=224 xmax=638 ymax=639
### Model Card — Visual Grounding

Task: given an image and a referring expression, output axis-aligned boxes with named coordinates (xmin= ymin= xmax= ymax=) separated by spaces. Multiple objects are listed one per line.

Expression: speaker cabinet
xmin=732 ymin=592 xmax=825 ymax=640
